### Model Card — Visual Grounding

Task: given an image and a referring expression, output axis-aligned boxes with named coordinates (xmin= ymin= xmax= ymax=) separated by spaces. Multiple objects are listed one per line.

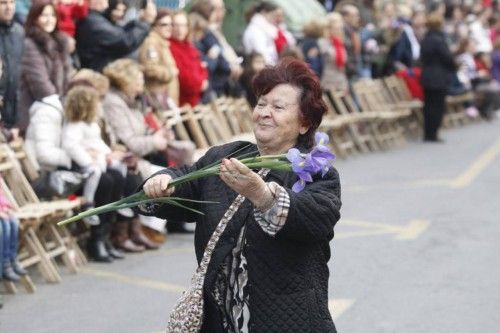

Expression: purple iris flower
xmin=286 ymin=132 xmax=336 ymax=192
xmin=287 ymin=148 xmax=313 ymax=192
xmin=315 ymin=132 xmax=330 ymax=146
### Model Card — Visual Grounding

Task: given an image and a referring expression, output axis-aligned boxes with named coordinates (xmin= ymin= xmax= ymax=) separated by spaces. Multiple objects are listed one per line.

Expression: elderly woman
xmin=103 ymin=58 xmax=195 ymax=234
xmin=142 ymin=58 xmax=341 ymax=332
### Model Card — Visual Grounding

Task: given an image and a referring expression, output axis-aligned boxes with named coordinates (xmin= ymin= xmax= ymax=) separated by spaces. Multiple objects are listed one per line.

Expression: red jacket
xmin=169 ymin=38 xmax=208 ymax=106
xmin=57 ymin=2 xmax=88 ymax=37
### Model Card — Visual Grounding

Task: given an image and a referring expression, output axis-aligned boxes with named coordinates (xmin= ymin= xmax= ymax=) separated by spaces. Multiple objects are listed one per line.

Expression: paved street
xmin=2 ymin=119 xmax=500 ymax=333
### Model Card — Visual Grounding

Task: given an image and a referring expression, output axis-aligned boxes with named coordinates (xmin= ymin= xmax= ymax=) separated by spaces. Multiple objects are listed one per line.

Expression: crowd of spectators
xmin=0 ymin=0 xmax=499 ymax=280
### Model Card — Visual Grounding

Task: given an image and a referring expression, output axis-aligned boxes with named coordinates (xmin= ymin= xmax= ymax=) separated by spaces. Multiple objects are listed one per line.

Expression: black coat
xmin=76 ymin=10 xmax=150 ymax=72
xmin=195 ymin=30 xmax=231 ymax=97
xmin=0 ymin=21 xmax=24 ymax=127
xmin=420 ymin=30 xmax=456 ymax=90
xmin=143 ymin=141 xmax=341 ymax=332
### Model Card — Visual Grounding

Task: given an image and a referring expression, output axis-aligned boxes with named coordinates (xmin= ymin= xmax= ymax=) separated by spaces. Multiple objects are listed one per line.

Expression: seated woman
xmin=141 ymin=58 xmax=341 ymax=332
xmin=102 ymin=58 xmax=195 ymax=233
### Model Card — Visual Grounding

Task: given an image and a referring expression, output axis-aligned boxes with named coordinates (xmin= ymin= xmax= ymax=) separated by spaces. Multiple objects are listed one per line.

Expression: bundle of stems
xmin=57 ymin=153 xmax=292 ymax=226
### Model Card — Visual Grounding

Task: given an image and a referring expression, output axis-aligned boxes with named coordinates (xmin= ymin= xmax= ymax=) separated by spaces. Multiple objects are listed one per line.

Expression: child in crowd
xmin=0 ymin=182 xmax=28 ymax=282
xmin=62 ymin=85 xmax=128 ymax=225
xmin=55 ymin=0 xmax=88 ymax=37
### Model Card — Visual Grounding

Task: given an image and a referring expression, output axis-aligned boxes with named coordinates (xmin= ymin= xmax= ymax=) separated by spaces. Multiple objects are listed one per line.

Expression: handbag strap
xmin=197 ymin=169 xmax=269 ymax=275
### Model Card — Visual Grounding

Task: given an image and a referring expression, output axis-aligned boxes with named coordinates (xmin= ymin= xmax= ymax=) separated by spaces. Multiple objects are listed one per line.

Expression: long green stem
xmin=57 ymin=154 xmax=291 ymax=226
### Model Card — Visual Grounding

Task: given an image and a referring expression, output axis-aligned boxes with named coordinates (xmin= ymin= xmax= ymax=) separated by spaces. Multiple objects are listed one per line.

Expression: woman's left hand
xmin=220 ymin=158 xmax=268 ymax=205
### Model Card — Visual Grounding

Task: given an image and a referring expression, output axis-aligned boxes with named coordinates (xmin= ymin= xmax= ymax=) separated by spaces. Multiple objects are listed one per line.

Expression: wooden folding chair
xmin=0 ymin=145 xmax=83 ymax=278
xmin=211 ymin=97 xmax=255 ymax=143
xmin=383 ymin=76 xmax=423 ymax=137
xmin=444 ymin=92 xmax=474 ymax=127
xmin=9 ymin=139 xmax=39 ymax=182
xmin=326 ymin=89 xmax=382 ymax=153
xmin=352 ymin=80 xmax=408 ymax=148
xmin=0 ymin=175 xmax=59 ymax=286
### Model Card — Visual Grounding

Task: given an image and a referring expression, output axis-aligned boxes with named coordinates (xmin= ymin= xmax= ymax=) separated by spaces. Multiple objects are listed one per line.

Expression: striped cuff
xmin=253 ymin=182 xmax=290 ymax=237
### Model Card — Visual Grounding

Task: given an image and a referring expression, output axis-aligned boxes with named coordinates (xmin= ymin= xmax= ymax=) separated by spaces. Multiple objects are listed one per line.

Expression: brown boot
xmin=130 ymin=217 xmax=161 ymax=250
xmin=112 ymin=221 xmax=145 ymax=253
xmin=142 ymin=225 xmax=167 ymax=244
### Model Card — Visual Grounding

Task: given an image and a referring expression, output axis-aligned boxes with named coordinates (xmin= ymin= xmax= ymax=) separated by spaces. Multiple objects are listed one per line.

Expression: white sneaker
xmin=117 ymin=207 xmax=134 ymax=218
xmin=83 ymin=215 xmax=100 ymax=226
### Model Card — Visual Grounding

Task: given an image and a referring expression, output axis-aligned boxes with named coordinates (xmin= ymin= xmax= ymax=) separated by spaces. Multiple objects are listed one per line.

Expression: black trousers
xmin=90 ymin=169 xmax=125 ymax=241
xmin=423 ymin=88 xmax=447 ymax=140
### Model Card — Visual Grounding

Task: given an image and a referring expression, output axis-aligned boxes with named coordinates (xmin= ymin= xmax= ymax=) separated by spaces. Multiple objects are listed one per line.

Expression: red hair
xmin=252 ymin=57 xmax=327 ymax=148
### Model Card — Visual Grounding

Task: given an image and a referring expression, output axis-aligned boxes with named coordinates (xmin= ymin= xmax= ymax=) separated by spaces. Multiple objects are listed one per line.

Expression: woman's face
xmin=252 ymin=84 xmax=309 ymax=153
xmin=172 ymin=13 xmax=189 ymax=41
xmin=111 ymin=3 xmax=126 ymax=24
xmin=37 ymin=5 xmax=57 ymax=33
xmin=154 ymin=15 xmax=173 ymax=39
xmin=125 ymin=70 xmax=145 ymax=97
xmin=329 ymin=19 xmax=343 ymax=37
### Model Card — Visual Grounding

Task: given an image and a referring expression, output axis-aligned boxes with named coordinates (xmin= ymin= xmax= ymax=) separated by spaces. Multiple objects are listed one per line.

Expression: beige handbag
xmin=166 ymin=194 xmax=246 ymax=332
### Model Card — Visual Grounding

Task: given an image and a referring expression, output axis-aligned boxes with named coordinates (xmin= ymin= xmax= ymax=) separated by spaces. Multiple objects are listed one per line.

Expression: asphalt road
xmin=2 ymin=118 xmax=500 ymax=333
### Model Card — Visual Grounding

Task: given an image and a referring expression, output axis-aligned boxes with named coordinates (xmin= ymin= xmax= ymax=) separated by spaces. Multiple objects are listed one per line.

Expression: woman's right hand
xmin=143 ymin=174 xmax=175 ymax=198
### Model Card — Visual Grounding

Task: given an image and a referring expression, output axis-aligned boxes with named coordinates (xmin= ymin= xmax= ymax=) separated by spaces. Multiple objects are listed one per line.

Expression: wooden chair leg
xmin=3 ymin=280 xmax=17 ymax=294
xmin=59 ymin=225 xmax=88 ymax=266
xmin=26 ymin=227 xmax=61 ymax=283
xmin=20 ymin=275 xmax=36 ymax=293
xmin=47 ymin=224 xmax=78 ymax=273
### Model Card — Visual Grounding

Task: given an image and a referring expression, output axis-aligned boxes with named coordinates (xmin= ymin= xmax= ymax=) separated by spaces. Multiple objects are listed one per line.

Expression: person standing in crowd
xmin=242 ymin=1 xmax=280 ymax=65
xmin=203 ymin=0 xmax=244 ymax=96
xmin=320 ymin=12 xmax=349 ymax=92
xmin=169 ymin=10 xmax=208 ymax=107
xmin=420 ymin=12 xmax=457 ymax=143
xmin=272 ymin=7 xmax=296 ymax=57
xmin=382 ymin=5 xmax=420 ymax=76
xmin=138 ymin=8 xmax=180 ymax=107
xmin=75 ymin=0 xmax=156 ymax=72
xmin=340 ymin=3 xmax=362 ymax=81
xmin=103 ymin=0 xmax=127 ymax=26
xmin=190 ymin=1 xmax=231 ymax=99
xmin=301 ymin=18 xmax=325 ymax=78
xmin=0 ymin=0 xmax=23 ymax=139
xmin=18 ymin=0 xmax=73 ymax=132
xmin=141 ymin=58 xmax=341 ymax=332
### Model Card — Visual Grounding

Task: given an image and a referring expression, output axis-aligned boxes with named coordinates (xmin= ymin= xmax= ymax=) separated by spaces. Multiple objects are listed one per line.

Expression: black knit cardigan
xmin=142 ymin=141 xmax=341 ymax=332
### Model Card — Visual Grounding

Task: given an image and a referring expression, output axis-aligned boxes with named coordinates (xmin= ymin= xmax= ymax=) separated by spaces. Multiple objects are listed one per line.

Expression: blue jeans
xmin=1 ymin=217 xmax=19 ymax=266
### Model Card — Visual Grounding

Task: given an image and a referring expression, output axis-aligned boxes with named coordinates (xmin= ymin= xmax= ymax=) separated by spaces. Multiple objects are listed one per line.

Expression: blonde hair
xmin=326 ymin=12 xmax=343 ymax=26
xmin=102 ymin=58 xmax=143 ymax=92
xmin=326 ymin=12 xmax=344 ymax=37
xmin=426 ymin=12 xmax=444 ymax=31
xmin=64 ymin=86 xmax=100 ymax=123
xmin=70 ymin=69 xmax=109 ymax=97
xmin=302 ymin=18 xmax=326 ymax=38
xmin=188 ymin=12 xmax=208 ymax=39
